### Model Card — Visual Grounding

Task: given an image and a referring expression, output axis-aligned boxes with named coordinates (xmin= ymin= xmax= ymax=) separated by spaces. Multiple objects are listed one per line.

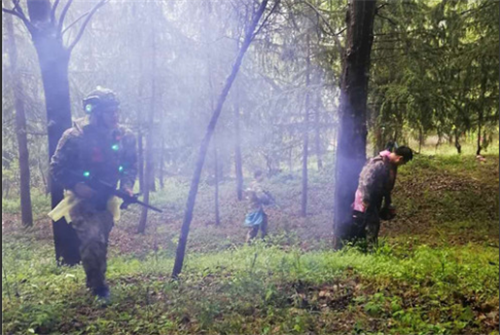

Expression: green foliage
xmin=369 ymin=0 xmax=499 ymax=149
xmin=2 ymin=238 xmax=498 ymax=334
xmin=2 ymin=151 xmax=499 ymax=334
xmin=2 ymin=188 xmax=50 ymax=219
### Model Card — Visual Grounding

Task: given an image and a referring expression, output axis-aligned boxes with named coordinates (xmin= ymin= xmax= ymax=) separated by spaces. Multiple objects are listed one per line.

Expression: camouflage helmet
xmin=82 ymin=86 xmax=119 ymax=114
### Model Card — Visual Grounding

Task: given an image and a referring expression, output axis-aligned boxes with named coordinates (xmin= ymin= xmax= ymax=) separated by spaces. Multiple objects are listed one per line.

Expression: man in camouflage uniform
xmin=50 ymin=87 xmax=137 ymax=301
xmin=244 ymin=170 xmax=272 ymax=243
xmin=338 ymin=146 xmax=413 ymax=249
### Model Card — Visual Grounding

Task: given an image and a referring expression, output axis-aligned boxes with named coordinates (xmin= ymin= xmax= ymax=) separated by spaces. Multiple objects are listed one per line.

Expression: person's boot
xmin=92 ymin=286 xmax=110 ymax=305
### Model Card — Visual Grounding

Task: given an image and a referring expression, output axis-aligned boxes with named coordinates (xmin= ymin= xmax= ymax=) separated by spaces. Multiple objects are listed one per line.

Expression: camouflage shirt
xmin=245 ymin=180 xmax=271 ymax=212
xmin=50 ymin=119 xmax=138 ymax=193
xmin=356 ymin=152 xmax=397 ymax=210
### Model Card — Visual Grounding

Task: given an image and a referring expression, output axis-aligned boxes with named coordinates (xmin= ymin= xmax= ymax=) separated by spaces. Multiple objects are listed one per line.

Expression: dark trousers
xmin=334 ymin=204 xmax=381 ymax=250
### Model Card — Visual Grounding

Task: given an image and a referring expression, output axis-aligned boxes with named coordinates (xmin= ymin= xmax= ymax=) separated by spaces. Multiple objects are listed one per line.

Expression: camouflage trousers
xmin=246 ymin=212 xmax=268 ymax=243
xmin=69 ymin=200 xmax=114 ymax=294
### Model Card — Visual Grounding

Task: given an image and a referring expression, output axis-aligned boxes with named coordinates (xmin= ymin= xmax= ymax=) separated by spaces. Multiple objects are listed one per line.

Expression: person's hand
xmin=362 ymin=201 xmax=370 ymax=209
xmin=122 ymin=187 xmax=134 ymax=197
xmin=74 ymin=182 xmax=94 ymax=199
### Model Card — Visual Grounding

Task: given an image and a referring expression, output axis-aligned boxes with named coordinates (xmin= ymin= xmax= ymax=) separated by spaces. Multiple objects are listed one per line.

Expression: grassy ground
xmin=2 ymin=146 xmax=499 ymax=335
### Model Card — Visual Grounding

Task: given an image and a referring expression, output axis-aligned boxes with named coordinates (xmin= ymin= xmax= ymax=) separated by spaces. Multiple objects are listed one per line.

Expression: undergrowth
xmin=2 ymin=145 xmax=499 ymax=334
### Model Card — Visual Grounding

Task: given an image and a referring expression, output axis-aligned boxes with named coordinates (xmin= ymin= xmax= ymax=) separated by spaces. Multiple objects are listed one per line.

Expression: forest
xmin=2 ymin=0 xmax=499 ymax=334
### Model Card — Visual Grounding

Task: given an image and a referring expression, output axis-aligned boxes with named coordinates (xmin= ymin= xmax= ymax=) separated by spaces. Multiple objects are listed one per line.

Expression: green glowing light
xmin=85 ymin=104 xmax=93 ymax=113
xmin=112 ymin=144 xmax=119 ymax=151
xmin=83 ymin=171 xmax=90 ymax=178
xmin=118 ymin=165 xmax=124 ymax=172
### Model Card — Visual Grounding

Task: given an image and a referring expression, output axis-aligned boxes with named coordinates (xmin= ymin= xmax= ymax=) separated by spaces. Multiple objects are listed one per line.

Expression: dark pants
xmin=70 ymin=200 xmax=114 ymax=294
xmin=334 ymin=204 xmax=381 ymax=250
xmin=353 ymin=207 xmax=381 ymax=247
xmin=246 ymin=212 xmax=268 ymax=243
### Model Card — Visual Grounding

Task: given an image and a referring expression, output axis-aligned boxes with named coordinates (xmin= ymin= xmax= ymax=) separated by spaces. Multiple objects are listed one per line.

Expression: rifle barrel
xmin=134 ymin=199 xmax=163 ymax=213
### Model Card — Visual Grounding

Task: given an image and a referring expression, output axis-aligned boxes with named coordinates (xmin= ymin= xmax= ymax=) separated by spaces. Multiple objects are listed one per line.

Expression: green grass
xmin=2 ymin=144 xmax=499 ymax=334
xmin=2 ymin=188 xmax=51 ymax=220
xmin=2 ymin=238 xmax=498 ymax=334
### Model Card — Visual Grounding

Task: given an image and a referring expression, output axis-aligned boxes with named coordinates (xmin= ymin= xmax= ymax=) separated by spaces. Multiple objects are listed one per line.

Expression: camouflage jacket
xmin=50 ymin=119 xmax=138 ymax=194
xmin=245 ymin=180 xmax=271 ymax=213
xmin=356 ymin=153 xmax=397 ymax=210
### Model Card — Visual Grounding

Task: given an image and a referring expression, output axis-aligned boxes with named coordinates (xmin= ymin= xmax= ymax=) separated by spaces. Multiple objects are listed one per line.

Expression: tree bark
xmin=435 ymin=132 xmax=442 ymax=152
xmin=138 ymin=27 xmax=157 ymax=234
xmin=136 ymin=28 xmax=145 ymax=194
xmin=314 ymin=110 xmax=323 ymax=170
xmin=38 ymin=156 xmax=48 ymax=194
xmin=418 ymin=128 xmax=424 ymax=153
xmin=137 ymin=132 xmax=145 ymax=193
xmin=5 ymin=11 xmax=33 ymax=227
xmin=476 ymin=62 xmax=487 ymax=156
xmin=333 ymin=0 xmax=377 ymax=248
xmin=159 ymin=137 xmax=165 ymax=189
xmin=234 ymin=105 xmax=244 ymax=201
xmin=172 ymin=0 xmax=270 ymax=279
xmin=205 ymin=18 xmax=221 ymax=225
xmin=24 ymin=0 xmax=82 ymax=265
xmin=150 ymin=160 xmax=156 ymax=192
xmin=455 ymin=128 xmax=462 ymax=154
xmin=476 ymin=118 xmax=482 ymax=156
xmin=301 ymin=34 xmax=311 ymax=217
xmin=232 ymin=50 xmax=243 ymax=201
xmin=214 ymin=137 xmax=221 ymax=226
xmin=313 ymin=72 xmax=323 ymax=170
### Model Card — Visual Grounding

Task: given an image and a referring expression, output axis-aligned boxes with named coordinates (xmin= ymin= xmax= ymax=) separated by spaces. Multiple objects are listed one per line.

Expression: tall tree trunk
xmin=233 ymin=81 xmax=244 ymax=200
xmin=482 ymin=130 xmax=489 ymax=152
xmin=36 ymin=25 xmax=81 ymax=266
xmin=314 ymin=113 xmax=323 ymax=170
xmin=136 ymin=28 xmax=145 ymax=194
xmin=476 ymin=62 xmax=487 ymax=156
xmin=37 ymin=156 xmax=48 ymax=194
xmin=23 ymin=0 xmax=82 ymax=265
xmin=5 ymin=12 xmax=33 ymax=227
xmin=214 ymin=137 xmax=221 ymax=226
xmin=313 ymin=72 xmax=323 ymax=170
xmin=418 ymin=128 xmax=424 ymax=153
xmin=301 ymin=34 xmax=311 ymax=217
xmin=205 ymin=16 xmax=221 ymax=224
xmin=435 ymin=132 xmax=442 ymax=152
xmin=476 ymin=116 xmax=483 ymax=156
xmin=234 ymin=105 xmax=244 ymax=201
xmin=455 ymin=128 xmax=462 ymax=154
xmin=150 ymin=160 xmax=156 ymax=192
xmin=159 ymin=137 xmax=165 ymax=189
xmin=138 ymin=134 xmax=154 ymax=234
xmin=172 ymin=0 xmax=269 ymax=279
xmin=333 ymin=0 xmax=377 ymax=248
xmin=3 ymin=185 xmax=11 ymax=199
xmin=137 ymin=132 xmax=145 ymax=193
xmin=137 ymin=26 xmax=157 ymax=234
